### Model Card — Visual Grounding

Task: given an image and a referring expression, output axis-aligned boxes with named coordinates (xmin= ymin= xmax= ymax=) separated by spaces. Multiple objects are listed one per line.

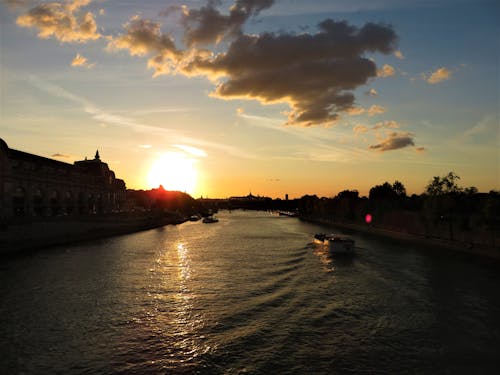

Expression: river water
xmin=1 ymin=210 xmax=499 ymax=374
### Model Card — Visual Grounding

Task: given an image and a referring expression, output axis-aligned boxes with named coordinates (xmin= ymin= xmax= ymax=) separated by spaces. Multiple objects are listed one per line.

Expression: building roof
xmin=9 ymin=148 xmax=74 ymax=169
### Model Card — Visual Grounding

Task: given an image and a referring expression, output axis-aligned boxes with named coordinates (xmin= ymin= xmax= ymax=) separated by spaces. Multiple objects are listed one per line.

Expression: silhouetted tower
xmin=95 ymin=150 xmax=100 ymax=160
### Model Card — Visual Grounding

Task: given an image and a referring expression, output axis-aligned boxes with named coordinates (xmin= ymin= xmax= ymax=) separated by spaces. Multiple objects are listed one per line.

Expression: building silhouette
xmin=0 ymin=138 xmax=126 ymax=222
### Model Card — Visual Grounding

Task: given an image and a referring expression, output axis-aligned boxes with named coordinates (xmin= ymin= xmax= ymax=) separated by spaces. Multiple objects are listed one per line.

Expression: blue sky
xmin=1 ymin=0 xmax=498 ymax=198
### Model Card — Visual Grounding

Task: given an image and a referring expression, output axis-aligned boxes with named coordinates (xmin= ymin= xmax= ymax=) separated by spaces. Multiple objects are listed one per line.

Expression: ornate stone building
xmin=0 ymin=138 xmax=126 ymax=222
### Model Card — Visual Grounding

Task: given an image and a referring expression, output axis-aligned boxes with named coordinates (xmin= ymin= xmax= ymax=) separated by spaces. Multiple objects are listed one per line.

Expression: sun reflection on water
xmin=167 ymin=240 xmax=210 ymax=366
xmin=173 ymin=241 xmax=195 ymax=334
xmin=176 ymin=242 xmax=191 ymax=284
xmin=122 ymin=238 xmax=211 ymax=370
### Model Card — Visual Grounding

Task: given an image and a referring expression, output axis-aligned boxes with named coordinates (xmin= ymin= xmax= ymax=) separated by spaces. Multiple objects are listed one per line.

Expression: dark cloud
xmin=184 ymin=19 xmax=397 ymax=126
xmin=52 ymin=153 xmax=70 ymax=158
xmin=16 ymin=0 xmax=100 ymax=43
xmin=369 ymin=132 xmax=415 ymax=152
xmin=107 ymin=16 xmax=182 ymax=76
xmin=372 ymin=120 xmax=399 ymax=130
xmin=13 ymin=0 xmax=397 ymax=127
xmin=170 ymin=0 xmax=274 ymax=46
xmin=4 ymin=0 xmax=34 ymax=9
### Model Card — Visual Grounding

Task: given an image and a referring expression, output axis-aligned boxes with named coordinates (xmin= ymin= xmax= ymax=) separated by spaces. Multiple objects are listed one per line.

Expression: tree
xmin=423 ymin=172 xmax=463 ymax=241
xmin=463 ymin=186 xmax=478 ymax=195
xmin=298 ymin=195 xmax=319 ymax=216
xmin=369 ymin=181 xmax=407 ymax=200
xmin=424 ymin=172 xmax=462 ymax=196
xmin=392 ymin=180 xmax=407 ymax=197
xmin=336 ymin=190 xmax=359 ymax=200
xmin=335 ymin=190 xmax=359 ymax=221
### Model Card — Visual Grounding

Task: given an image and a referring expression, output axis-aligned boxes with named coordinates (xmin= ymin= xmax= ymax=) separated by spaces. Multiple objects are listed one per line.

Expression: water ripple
xmin=1 ymin=210 xmax=500 ymax=374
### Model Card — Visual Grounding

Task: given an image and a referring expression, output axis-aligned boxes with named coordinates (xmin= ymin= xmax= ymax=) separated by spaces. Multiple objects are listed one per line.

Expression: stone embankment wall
xmin=0 ymin=214 xmax=185 ymax=255
xmin=303 ymin=212 xmax=500 ymax=261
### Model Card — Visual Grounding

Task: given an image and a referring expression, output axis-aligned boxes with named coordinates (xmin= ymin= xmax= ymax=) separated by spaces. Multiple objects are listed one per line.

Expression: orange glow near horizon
xmin=147 ymin=152 xmax=197 ymax=195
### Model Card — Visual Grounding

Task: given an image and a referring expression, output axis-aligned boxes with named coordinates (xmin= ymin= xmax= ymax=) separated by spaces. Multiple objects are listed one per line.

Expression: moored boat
xmin=203 ymin=216 xmax=219 ymax=223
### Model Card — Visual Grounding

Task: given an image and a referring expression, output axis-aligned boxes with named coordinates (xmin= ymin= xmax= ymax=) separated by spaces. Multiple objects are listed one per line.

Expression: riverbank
xmin=301 ymin=216 xmax=500 ymax=261
xmin=0 ymin=213 xmax=187 ymax=256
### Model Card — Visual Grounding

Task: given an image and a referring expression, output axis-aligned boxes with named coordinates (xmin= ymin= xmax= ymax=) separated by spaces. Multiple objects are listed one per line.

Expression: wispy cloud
xmin=454 ymin=115 xmax=498 ymax=144
xmin=129 ymin=107 xmax=195 ymax=115
xmin=236 ymin=112 xmax=286 ymax=131
xmin=26 ymin=75 xmax=261 ymax=161
xmin=173 ymin=144 xmax=207 ymax=157
xmin=237 ymin=110 xmax=368 ymax=162
xmin=461 ymin=119 xmax=490 ymax=139
xmin=288 ymin=142 xmax=371 ymax=163
xmin=178 ymin=136 xmax=262 ymax=160
xmin=373 ymin=120 xmax=399 ymax=130
xmin=26 ymin=75 xmax=172 ymax=134
xmin=353 ymin=120 xmax=400 ymax=134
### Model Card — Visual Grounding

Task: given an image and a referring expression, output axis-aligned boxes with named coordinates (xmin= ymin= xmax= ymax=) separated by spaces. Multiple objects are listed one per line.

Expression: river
xmin=1 ymin=210 xmax=499 ymax=374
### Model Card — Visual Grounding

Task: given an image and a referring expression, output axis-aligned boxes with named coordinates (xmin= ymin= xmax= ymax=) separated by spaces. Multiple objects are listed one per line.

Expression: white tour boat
xmin=202 ymin=216 xmax=219 ymax=223
xmin=314 ymin=233 xmax=355 ymax=255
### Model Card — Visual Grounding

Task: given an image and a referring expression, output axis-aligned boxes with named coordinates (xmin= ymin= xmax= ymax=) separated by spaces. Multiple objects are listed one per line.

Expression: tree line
xmin=125 ymin=173 xmax=499 ymax=248
xmin=297 ymin=172 xmax=499 ymax=248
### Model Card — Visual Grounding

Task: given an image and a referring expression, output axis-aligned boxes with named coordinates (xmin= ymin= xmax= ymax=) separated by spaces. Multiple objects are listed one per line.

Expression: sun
xmin=147 ymin=152 xmax=197 ymax=194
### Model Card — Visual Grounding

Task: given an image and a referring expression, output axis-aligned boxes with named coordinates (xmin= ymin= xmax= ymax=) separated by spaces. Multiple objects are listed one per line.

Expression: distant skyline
xmin=1 ymin=0 xmax=498 ymax=198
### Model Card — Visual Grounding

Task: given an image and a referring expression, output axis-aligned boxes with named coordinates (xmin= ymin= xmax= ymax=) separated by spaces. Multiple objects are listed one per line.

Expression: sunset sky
xmin=1 ymin=0 xmax=498 ymax=198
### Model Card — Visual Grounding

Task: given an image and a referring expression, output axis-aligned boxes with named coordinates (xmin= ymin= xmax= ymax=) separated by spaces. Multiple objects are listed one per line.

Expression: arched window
xmin=33 ymin=188 xmax=44 ymax=216
xmin=88 ymin=193 xmax=95 ymax=214
xmin=78 ymin=192 xmax=86 ymax=214
xmin=96 ymin=193 xmax=103 ymax=214
xmin=65 ymin=191 xmax=73 ymax=215
xmin=50 ymin=190 xmax=59 ymax=216
xmin=12 ymin=187 xmax=26 ymax=216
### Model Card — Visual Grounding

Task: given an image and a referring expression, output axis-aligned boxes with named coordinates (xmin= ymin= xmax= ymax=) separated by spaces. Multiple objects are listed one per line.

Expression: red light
xmin=365 ymin=213 xmax=372 ymax=224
